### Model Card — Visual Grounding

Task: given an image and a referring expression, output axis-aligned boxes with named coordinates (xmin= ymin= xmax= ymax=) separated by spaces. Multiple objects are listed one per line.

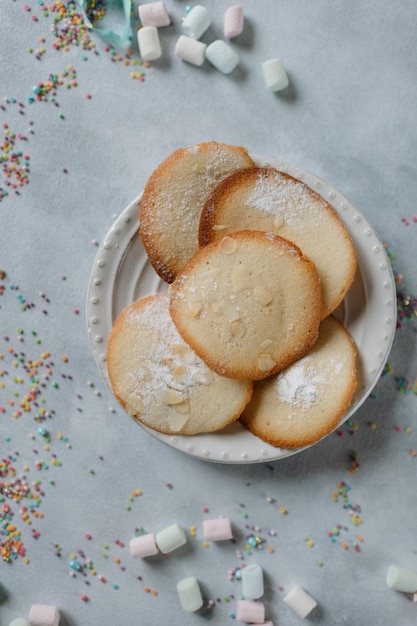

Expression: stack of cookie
xmin=107 ymin=142 xmax=358 ymax=449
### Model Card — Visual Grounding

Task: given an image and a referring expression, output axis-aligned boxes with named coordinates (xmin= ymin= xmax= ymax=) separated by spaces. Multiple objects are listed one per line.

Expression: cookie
xmin=239 ymin=315 xmax=357 ymax=448
xmin=106 ymin=293 xmax=253 ymax=435
xmin=139 ymin=142 xmax=255 ymax=283
xmin=169 ymin=230 xmax=322 ymax=381
xmin=199 ymin=166 xmax=357 ymax=318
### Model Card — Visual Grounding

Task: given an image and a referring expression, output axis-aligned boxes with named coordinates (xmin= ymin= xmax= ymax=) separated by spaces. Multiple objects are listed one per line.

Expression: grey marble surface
xmin=1 ymin=1 xmax=417 ymax=624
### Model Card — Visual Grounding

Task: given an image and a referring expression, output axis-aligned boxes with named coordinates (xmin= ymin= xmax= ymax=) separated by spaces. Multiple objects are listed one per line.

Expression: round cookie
xmin=169 ymin=230 xmax=322 ymax=381
xmin=139 ymin=142 xmax=255 ymax=283
xmin=240 ymin=315 xmax=357 ymax=448
xmin=199 ymin=166 xmax=357 ymax=318
xmin=106 ymin=293 xmax=253 ymax=435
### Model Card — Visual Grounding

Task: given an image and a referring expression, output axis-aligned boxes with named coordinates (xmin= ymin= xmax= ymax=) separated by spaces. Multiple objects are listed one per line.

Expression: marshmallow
xmin=236 ymin=600 xmax=265 ymax=623
xmin=137 ymin=26 xmax=162 ymax=61
xmin=28 ymin=605 xmax=60 ymax=626
xmin=138 ymin=2 xmax=170 ymax=27
xmin=155 ymin=523 xmax=187 ymax=554
xmin=182 ymin=5 xmax=211 ymax=40
xmin=176 ymin=576 xmax=203 ymax=612
xmin=262 ymin=58 xmax=289 ymax=92
xmin=129 ymin=533 xmax=158 ymax=558
xmin=175 ymin=35 xmax=207 ymax=66
xmin=386 ymin=564 xmax=417 ymax=593
xmin=224 ymin=5 xmax=244 ymax=39
xmin=203 ymin=517 xmax=233 ymax=541
xmin=205 ymin=40 xmax=239 ymax=74
xmin=249 ymin=623 xmax=274 ymax=626
xmin=9 ymin=620 xmax=29 ymax=626
xmin=283 ymin=585 xmax=317 ymax=618
xmin=242 ymin=563 xmax=264 ymax=600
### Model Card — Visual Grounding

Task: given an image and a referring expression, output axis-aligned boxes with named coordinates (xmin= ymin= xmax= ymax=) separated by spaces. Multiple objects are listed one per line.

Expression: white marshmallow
xmin=138 ymin=2 xmax=170 ymax=27
xmin=224 ymin=5 xmax=244 ymax=39
xmin=262 ymin=58 xmax=289 ymax=92
xmin=386 ymin=564 xmax=417 ymax=593
xmin=203 ymin=517 xmax=233 ymax=541
xmin=235 ymin=600 xmax=265 ymax=623
xmin=175 ymin=35 xmax=207 ymax=66
xmin=137 ymin=26 xmax=162 ymax=61
xmin=28 ymin=605 xmax=60 ymax=626
xmin=205 ymin=40 xmax=240 ymax=74
xmin=129 ymin=533 xmax=158 ymax=558
xmin=9 ymin=620 xmax=30 ymax=626
xmin=283 ymin=585 xmax=317 ymax=618
xmin=182 ymin=5 xmax=211 ymax=40
xmin=242 ymin=563 xmax=264 ymax=600
xmin=155 ymin=523 xmax=187 ymax=554
xmin=177 ymin=576 xmax=203 ymax=612
xmin=249 ymin=622 xmax=274 ymax=626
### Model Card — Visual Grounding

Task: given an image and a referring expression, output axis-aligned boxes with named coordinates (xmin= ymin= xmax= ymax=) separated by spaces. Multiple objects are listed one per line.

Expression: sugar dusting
xmin=276 ymin=356 xmax=327 ymax=411
xmin=141 ymin=144 xmax=254 ymax=269
xmin=246 ymin=171 xmax=325 ymax=228
xmin=125 ymin=295 xmax=210 ymax=403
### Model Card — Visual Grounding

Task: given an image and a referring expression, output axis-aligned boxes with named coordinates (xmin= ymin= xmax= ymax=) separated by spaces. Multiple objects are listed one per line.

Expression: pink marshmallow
xmin=224 ymin=5 xmax=244 ymax=39
xmin=236 ymin=600 xmax=265 ymax=623
xmin=203 ymin=517 xmax=233 ymax=541
xmin=28 ymin=605 xmax=60 ymax=626
xmin=138 ymin=2 xmax=170 ymax=27
xmin=129 ymin=533 xmax=159 ymax=558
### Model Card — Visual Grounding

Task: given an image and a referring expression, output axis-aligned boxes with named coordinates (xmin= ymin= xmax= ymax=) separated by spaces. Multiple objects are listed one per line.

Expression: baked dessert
xmin=139 ymin=142 xmax=255 ymax=284
xmin=199 ymin=166 xmax=357 ymax=318
xmin=106 ymin=293 xmax=253 ymax=435
xmin=168 ymin=230 xmax=322 ymax=381
xmin=240 ymin=315 xmax=357 ymax=448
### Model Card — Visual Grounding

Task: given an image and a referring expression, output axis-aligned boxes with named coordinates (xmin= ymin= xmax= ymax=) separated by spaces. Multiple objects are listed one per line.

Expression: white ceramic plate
xmin=86 ymin=156 xmax=397 ymax=464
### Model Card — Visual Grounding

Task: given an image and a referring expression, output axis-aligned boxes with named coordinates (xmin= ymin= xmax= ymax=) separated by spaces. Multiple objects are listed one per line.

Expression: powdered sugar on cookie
xmin=125 ymin=297 xmax=212 ymax=402
xmin=246 ymin=170 xmax=323 ymax=230
xmin=276 ymin=356 xmax=327 ymax=412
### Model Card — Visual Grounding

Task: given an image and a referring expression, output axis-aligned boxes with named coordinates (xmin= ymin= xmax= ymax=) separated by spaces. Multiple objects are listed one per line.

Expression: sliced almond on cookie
xmin=161 ymin=390 xmax=186 ymax=405
xmin=253 ymin=286 xmax=273 ymax=306
xmin=219 ymin=236 xmax=238 ymax=254
xmin=257 ymin=354 xmax=277 ymax=372
xmin=231 ymin=319 xmax=246 ymax=339
xmin=172 ymin=399 xmax=190 ymax=414
xmin=173 ymin=298 xmax=202 ymax=318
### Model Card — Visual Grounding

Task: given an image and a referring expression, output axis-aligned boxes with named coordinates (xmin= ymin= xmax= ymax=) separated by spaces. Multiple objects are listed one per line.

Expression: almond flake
xmin=172 ymin=399 xmax=190 ymax=414
xmin=136 ymin=362 xmax=152 ymax=382
xmin=198 ymin=267 xmax=221 ymax=280
xmin=126 ymin=396 xmax=145 ymax=415
xmin=161 ymin=390 xmax=185 ymax=405
xmin=231 ymin=319 xmax=246 ymax=339
xmin=191 ymin=370 xmax=213 ymax=385
xmin=219 ymin=236 xmax=238 ymax=254
xmin=169 ymin=343 xmax=189 ymax=357
xmin=172 ymin=365 xmax=186 ymax=380
xmin=257 ymin=354 xmax=277 ymax=372
xmin=168 ymin=413 xmax=189 ymax=431
xmin=253 ymin=286 xmax=273 ymax=306
xmin=174 ymin=299 xmax=202 ymax=318
xmin=184 ymin=289 xmax=202 ymax=303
